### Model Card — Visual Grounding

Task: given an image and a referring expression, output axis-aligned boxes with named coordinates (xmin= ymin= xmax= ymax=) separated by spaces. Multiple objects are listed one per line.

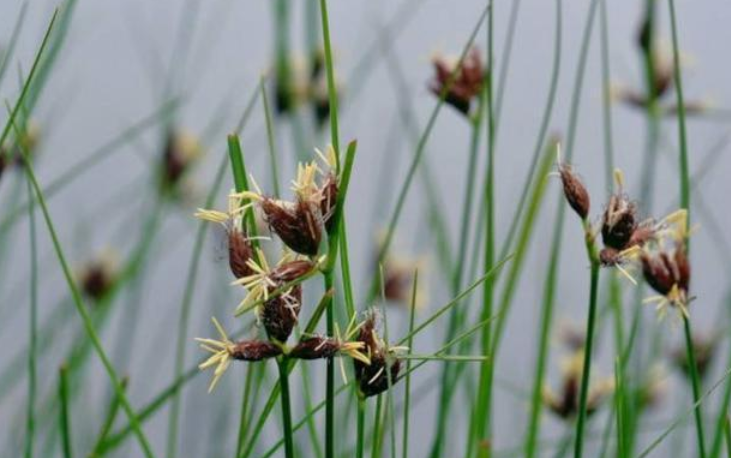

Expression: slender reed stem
xmin=668 ymin=0 xmax=704 ymax=455
xmin=357 ymin=396 xmax=366 ymax=458
xmin=58 ymin=366 xmax=73 ymax=458
xmin=277 ymin=360 xmax=295 ymax=458
xmin=573 ymin=221 xmax=601 ymax=458
xmin=401 ymin=271 xmax=418 ymax=458
xmin=15 ymin=120 xmax=156 ymax=458
xmin=683 ymin=316 xmax=708 ymax=457
xmin=724 ymin=417 xmax=731 ymax=458
xmin=24 ymin=174 xmax=38 ymax=458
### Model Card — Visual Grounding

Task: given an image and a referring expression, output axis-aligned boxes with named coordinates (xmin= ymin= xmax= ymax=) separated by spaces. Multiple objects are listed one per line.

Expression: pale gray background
xmin=1 ymin=0 xmax=731 ymax=457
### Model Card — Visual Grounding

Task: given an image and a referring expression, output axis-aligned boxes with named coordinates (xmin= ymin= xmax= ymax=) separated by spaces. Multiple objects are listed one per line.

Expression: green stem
xmin=357 ymin=396 xmax=366 ymax=458
xmin=58 ymin=366 xmax=73 ymax=458
xmin=17 ymin=120 xmax=156 ymax=458
xmin=683 ymin=316 xmax=708 ymax=458
xmin=573 ymin=224 xmax=600 ymax=458
xmin=166 ymin=152 xmax=228 ymax=457
xmin=24 ymin=172 xmax=38 ymax=458
xmin=667 ymin=0 xmax=703 ymax=454
xmin=278 ymin=360 xmax=296 ymax=458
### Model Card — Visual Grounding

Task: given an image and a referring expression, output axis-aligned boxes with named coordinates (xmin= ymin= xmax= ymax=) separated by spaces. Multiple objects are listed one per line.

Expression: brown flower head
xmin=430 ymin=47 xmax=486 ymax=116
xmin=195 ymin=193 xmax=256 ymax=279
xmin=196 ymin=318 xmax=282 ymax=392
xmin=232 ymin=249 xmax=318 ymax=317
xmin=289 ymin=334 xmax=368 ymax=364
xmin=238 ymin=147 xmax=338 ymax=256
xmin=353 ymin=310 xmax=405 ymax=397
xmin=556 ymin=148 xmax=590 ymax=220
xmin=261 ymin=284 xmax=302 ymax=342
xmin=641 ymin=225 xmax=692 ymax=318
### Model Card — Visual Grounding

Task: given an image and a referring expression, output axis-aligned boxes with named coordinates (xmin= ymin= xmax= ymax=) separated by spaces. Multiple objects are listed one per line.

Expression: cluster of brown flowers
xmin=558 ymin=157 xmax=693 ymax=318
xmin=430 ymin=47 xmax=486 ymax=116
xmin=194 ymin=147 xmax=376 ymax=391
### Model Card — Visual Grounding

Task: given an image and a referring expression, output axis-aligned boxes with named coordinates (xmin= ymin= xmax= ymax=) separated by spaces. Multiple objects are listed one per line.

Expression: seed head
xmin=232 ymin=250 xmax=317 ymax=316
xmin=641 ymin=240 xmax=691 ymax=318
xmin=430 ymin=47 xmax=486 ymax=116
xmin=601 ymin=194 xmax=638 ymax=251
xmin=228 ymin=229 xmax=255 ymax=279
xmin=195 ymin=192 xmax=256 ymax=279
xmin=196 ymin=317 xmax=281 ymax=392
xmin=261 ymin=284 xmax=302 ymax=342
xmin=556 ymin=151 xmax=590 ymax=220
xmin=353 ymin=310 xmax=403 ymax=397
xmin=289 ymin=335 xmax=368 ymax=364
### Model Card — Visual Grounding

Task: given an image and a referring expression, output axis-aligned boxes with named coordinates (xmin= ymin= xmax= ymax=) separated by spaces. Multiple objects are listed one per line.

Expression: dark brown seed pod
xmin=601 ymin=195 xmax=638 ymax=250
xmin=228 ymin=229 xmax=255 ymax=279
xmin=641 ymin=246 xmax=690 ymax=298
xmin=270 ymin=259 xmax=316 ymax=284
xmin=354 ymin=353 xmax=401 ymax=398
xmin=261 ymin=284 xmax=302 ymax=342
xmin=558 ymin=165 xmax=590 ymax=220
xmin=230 ymin=340 xmax=282 ymax=361
xmin=289 ymin=336 xmax=341 ymax=360
xmin=261 ymin=198 xmax=322 ymax=256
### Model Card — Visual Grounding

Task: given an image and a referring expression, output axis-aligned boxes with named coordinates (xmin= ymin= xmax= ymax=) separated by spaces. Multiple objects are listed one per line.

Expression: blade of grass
xmin=260 ymin=77 xmax=281 ymax=197
xmin=478 ymin=138 xmax=558 ymax=456
xmin=0 ymin=100 xmax=179 ymax=234
xmin=15 ymin=124 xmax=156 ymax=458
xmin=90 ymin=378 xmax=128 ymax=457
xmin=1 ymin=9 xmax=58 ymax=160
xmin=573 ymin=224 xmax=601 ymax=458
xmin=23 ymin=169 xmax=38 ymax=458
xmin=259 ymin=315 xmax=500 ymax=458
xmin=372 ymin=5 xmax=489 ymax=301
xmin=58 ymin=366 xmax=73 ymax=458
xmin=638 ymin=367 xmax=731 ymax=458
xmin=318 ymin=2 xmax=343 ymax=454
xmin=668 ymin=0 xmax=704 ymax=455
xmin=401 ymin=270 xmax=418 ymax=458
xmin=245 ymin=256 xmax=508 ymax=458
